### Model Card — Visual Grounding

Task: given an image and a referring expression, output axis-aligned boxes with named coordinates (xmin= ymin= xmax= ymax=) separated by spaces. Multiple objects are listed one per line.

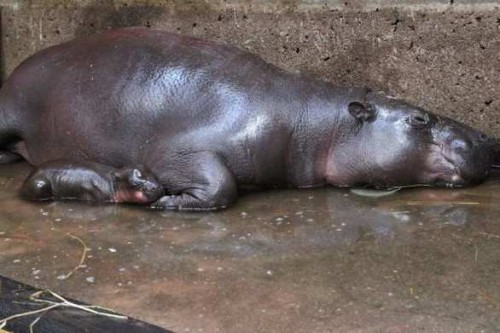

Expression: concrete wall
xmin=0 ymin=0 xmax=499 ymax=134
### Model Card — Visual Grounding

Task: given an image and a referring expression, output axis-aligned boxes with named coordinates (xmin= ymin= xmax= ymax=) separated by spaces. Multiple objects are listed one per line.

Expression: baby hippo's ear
xmin=348 ymin=101 xmax=376 ymax=122
xmin=114 ymin=169 xmax=128 ymax=181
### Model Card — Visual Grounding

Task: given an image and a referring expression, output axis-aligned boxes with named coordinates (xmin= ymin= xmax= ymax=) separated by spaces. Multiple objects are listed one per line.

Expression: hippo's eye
xmin=407 ymin=114 xmax=429 ymax=128
xmin=132 ymin=169 xmax=143 ymax=179
xmin=128 ymin=169 xmax=146 ymax=187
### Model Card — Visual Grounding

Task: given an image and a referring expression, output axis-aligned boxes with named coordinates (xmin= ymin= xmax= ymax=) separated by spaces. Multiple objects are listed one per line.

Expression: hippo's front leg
xmin=151 ymin=152 xmax=238 ymax=211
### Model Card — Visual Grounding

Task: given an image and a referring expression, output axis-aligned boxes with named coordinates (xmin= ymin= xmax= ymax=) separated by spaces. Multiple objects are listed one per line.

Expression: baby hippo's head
xmin=114 ymin=166 xmax=164 ymax=204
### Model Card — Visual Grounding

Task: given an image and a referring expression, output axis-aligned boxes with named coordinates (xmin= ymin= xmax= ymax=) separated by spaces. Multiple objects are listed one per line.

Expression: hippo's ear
xmin=348 ymin=101 xmax=376 ymax=122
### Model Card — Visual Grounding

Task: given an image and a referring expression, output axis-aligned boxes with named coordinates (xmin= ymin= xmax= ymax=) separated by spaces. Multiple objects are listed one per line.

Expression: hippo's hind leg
xmin=0 ymin=105 xmax=23 ymax=164
xmin=151 ymin=152 xmax=237 ymax=211
xmin=0 ymin=132 xmax=22 ymax=164
xmin=0 ymin=151 xmax=22 ymax=164
xmin=0 ymin=151 xmax=23 ymax=164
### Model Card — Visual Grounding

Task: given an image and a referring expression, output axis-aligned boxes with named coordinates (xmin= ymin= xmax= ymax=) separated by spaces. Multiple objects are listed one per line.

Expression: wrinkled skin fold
xmin=0 ymin=28 xmax=494 ymax=211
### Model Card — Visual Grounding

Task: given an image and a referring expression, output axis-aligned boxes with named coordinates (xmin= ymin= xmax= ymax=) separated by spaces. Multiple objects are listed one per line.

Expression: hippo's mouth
xmin=423 ymin=142 xmax=466 ymax=188
xmin=424 ymin=132 xmax=493 ymax=188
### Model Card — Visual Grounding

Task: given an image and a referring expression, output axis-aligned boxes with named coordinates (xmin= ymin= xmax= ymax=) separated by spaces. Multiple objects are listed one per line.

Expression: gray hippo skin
xmin=20 ymin=160 xmax=164 ymax=204
xmin=0 ymin=28 xmax=493 ymax=211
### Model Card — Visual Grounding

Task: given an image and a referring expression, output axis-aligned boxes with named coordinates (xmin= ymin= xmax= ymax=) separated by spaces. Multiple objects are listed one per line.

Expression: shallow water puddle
xmin=1 ymin=163 xmax=500 ymax=332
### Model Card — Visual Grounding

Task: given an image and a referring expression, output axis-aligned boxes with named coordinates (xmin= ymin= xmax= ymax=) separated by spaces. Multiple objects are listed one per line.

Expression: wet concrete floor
xmin=1 ymin=162 xmax=500 ymax=332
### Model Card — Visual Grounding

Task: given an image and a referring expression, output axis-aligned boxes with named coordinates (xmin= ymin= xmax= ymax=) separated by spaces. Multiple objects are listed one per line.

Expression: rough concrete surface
xmin=0 ymin=0 xmax=499 ymax=135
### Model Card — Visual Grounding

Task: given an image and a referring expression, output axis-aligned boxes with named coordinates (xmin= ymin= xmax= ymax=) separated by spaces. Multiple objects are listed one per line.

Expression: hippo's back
xmin=2 ymin=28 xmax=288 ymax=167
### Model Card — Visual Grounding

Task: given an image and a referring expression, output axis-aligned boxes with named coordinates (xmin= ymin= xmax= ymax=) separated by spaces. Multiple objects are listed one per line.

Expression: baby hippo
xmin=20 ymin=160 xmax=164 ymax=204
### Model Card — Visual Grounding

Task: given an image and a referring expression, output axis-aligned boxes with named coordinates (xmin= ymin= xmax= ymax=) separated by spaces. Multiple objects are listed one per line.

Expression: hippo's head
xmin=114 ymin=167 xmax=164 ymax=203
xmin=326 ymin=91 xmax=493 ymax=189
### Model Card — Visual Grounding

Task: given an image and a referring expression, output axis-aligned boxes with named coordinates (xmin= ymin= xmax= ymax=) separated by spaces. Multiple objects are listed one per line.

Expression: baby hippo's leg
xmin=20 ymin=160 xmax=164 ymax=204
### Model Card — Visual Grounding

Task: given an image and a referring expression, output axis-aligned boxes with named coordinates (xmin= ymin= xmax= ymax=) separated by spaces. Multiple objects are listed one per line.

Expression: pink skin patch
xmin=113 ymin=190 xmax=149 ymax=204
xmin=134 ymin=191 xmax=146 ymax=202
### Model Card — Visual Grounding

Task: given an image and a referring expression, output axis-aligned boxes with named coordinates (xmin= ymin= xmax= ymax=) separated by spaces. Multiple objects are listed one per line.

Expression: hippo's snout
xmin=432 ymin=122 xmax=493 ymax=186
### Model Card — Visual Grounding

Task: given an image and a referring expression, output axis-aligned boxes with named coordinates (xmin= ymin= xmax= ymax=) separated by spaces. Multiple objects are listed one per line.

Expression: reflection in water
xmin=0 ymin=163 xmax=500 ymax=332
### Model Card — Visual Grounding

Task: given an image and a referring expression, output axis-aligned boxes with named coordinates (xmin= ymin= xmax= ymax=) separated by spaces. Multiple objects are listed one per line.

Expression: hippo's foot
xmin=151 ymin=152 xmax=237 ymax=211
xmin=0 ymin=151 xmax=22 ymax=164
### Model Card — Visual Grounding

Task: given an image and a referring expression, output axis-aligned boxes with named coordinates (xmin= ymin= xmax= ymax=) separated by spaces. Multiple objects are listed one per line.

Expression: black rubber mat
xmin=0 ymin=275 xmax=173 ymax=333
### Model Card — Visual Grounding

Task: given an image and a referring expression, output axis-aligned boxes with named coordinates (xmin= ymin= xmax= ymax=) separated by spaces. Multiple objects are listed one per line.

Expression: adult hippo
xmin=0 ymin=28 xmax=493 ymax=211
